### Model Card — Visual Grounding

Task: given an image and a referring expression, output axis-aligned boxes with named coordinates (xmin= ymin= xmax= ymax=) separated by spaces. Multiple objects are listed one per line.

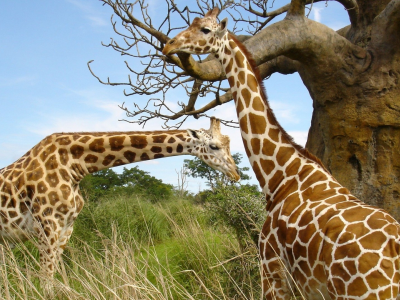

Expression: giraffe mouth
xmin=162 ymin=47 xmax=175 ymax=55
xmin=162 ymin=40 xmax=180 ymax=55
xmin=228 ymin=170 xmax=241 ymax=182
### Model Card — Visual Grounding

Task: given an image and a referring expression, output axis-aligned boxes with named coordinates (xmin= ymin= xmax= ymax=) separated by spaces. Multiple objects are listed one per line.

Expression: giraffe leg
xmin=261 ymin=257 xmax=294 ymax=300
xmin=35 ymin=220 xmax=76 ymax=296
xmin=34 ymin=222 xmax=58 ymax=297
xmin=0 ymin=243 xmax=5 ymax=266
xmin=54 ymin=226 xmax=74 ymax=286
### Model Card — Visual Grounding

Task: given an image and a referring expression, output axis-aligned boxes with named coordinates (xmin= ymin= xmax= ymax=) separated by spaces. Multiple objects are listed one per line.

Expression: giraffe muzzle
xmin=162 ymin=39 xmax=178 ymax=55
xmin=229 ymin=168 xmax=241 ymax=182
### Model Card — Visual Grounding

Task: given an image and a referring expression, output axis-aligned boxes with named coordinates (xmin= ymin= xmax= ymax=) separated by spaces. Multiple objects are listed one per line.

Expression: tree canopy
xmin=80 ymin=166 xmax=174 ymax=202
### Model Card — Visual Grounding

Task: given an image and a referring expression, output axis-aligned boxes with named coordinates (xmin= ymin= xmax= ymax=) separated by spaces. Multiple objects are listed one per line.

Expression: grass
xmin=0 ymin=194 xmax=262 ymax=299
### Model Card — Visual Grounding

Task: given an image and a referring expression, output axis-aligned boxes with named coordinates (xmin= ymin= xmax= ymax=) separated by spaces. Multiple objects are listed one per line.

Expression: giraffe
xmin=163 ymin=8 xmax=400 ymax=299
xmin=0 ymin=117 xmax=239 ymax=288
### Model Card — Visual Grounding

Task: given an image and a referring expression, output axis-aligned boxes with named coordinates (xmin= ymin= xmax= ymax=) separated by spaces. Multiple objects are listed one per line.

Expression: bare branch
xmin=89 ymin=0 xmax=368 ymax=129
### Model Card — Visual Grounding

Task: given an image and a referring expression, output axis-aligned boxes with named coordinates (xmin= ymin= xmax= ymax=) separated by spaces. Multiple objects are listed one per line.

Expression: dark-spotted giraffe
xmin=163 ymin=8 xmax=400 ymax=299
xmin=0 ymin=117 xmax=239 ymax=288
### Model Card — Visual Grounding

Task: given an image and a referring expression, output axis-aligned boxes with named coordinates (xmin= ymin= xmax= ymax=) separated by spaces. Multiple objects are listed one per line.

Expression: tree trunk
xmin=305 ymin=0 xmax=400 ymax=220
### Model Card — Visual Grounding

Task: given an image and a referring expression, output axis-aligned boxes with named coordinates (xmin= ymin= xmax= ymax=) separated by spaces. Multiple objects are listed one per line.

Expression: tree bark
xmin=303 ymin=0 xmax=400 ymax=220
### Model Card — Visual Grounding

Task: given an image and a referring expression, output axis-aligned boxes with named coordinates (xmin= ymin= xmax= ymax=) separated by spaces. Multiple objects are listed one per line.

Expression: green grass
xmin=0 ymin=193 xmax=262 ymax=299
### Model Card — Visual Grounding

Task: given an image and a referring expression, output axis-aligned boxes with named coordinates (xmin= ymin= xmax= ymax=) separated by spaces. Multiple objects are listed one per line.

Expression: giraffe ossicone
xmin=0 ymin=117 xmax=239 ymax=290
xmin=164 ymin=8 xmax=400 ymax=300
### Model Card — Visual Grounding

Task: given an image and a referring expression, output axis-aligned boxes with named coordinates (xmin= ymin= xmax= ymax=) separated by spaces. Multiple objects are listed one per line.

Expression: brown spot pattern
xmin=102 ymin=154 xmax=116 ymax=166
xmin=151 ymin=146 xmax=162 ymax=153
xmin=109 ymin=136 xmax=125 ymax=151
xmin=177 ymin=144 xmax=183 ymax=153
xmin=234 ymin=50 xmax=245 ymax=69
xmin=251 ymin=138 xmax=261 ymax=155
xmin=260 ymin=158 xmax=275 ymax=175
xmin=140 ymin=153 xmax=150 ymax=160
xmin=153 ymin=135 xmax=167 ymax=143
xmin=241 ymin=88 xmax=252 ymax=108
xmin=124 ymin=151 xmax=136 ymax=163
xmin=45 ymin=154 xmax=58 ymax=170
xmin=89 ymin=139 xmax=106 ymax=153
xmin=252 ymin=161 xmax=266 ymax=188
xmin=84 ymin=154 xmax=98 ymax=164
xmin=248 ymin=113 xmax=266 ymax=135
xmin=276 ymin=147 xmax=295 ymax=167
xmin=247 ymin=74 xmax=258 ymax=93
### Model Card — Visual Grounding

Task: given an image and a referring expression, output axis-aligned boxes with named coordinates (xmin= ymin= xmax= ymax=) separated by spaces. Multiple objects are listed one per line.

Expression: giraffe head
xmin=189 ymin=117 xmax=240 ymax=181
xmin=162 ymin=7 xmax=227 ymax=56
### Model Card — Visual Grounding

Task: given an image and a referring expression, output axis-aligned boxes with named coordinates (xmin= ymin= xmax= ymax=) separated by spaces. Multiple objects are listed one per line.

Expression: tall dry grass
xmin=0 ymin=195 xmax=262 ymax=300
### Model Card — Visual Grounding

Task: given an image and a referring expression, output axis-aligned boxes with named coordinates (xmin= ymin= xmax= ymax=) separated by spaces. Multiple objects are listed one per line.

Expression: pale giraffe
xmin=0 ymin=117 xmax=239 ymax=286
xmin=163 ymin=8 xmax=400 ymax=299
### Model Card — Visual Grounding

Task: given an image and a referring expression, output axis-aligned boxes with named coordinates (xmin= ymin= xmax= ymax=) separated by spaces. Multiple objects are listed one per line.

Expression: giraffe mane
xmin=228 ymin=33 xmax=329 ymax=174
xmin=53 ymin=130 xmax=185 ymax=136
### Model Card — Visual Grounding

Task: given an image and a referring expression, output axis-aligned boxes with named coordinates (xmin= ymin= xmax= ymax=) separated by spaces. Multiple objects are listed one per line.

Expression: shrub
xmin=204 ymin=183 xmax=266 ymax=249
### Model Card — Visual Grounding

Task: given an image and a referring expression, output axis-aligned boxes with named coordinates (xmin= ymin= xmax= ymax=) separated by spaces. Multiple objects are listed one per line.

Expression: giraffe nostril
xmin=168 ymin=39 xmax=176 ymax=45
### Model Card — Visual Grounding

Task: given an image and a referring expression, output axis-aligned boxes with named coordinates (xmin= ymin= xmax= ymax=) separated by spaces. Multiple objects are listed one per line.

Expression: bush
xmin=204 ymin=183 xmax=266 ymax=248
xmin=72 ymin=194 xmax=173 ymax=246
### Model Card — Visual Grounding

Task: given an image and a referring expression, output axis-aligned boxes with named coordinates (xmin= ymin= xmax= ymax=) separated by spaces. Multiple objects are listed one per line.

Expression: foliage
xmin=184 ymin=152 xmax=265 ymax=248
xmin=80 ymin=166 xmax=174 ymax=202
xmin=8 ymin=192 xmax=261 ymax=299
xmin=184 ymin=152 xmax=251 ymax=190
xmin=2 ymin=194 xmax=264 ymax=299
xmin=79 ymin=169 xmax=120 ymax=200
xmin=203 ymin=183 xmax=266 ymax=249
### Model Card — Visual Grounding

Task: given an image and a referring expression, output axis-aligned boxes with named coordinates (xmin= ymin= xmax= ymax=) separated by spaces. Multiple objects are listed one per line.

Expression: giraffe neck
xmin=43 ymin=130 xmax=196 ymax=182
xmin=217 ymin=33 xmax=325 ymax=196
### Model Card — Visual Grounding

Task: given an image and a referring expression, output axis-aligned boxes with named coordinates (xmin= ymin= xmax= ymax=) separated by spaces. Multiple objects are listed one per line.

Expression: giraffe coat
xmin=0 ymin=118 xmax=239 ymax=287
xmin=163 ymin=8 xmax=400 ymax=299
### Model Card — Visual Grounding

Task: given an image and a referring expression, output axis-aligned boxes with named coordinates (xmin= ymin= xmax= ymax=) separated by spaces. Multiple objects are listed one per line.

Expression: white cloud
xmin=0 ymin=143 xmax=28 ymax=163
xmin=269 ymin=101 xmax=300 ymax=124
xmin=87 ymin=16 xmax=108 ymax=27
xmin=312 ymin=7 xmax=323 ymax=23
xmin=0 ymin=76 xmax=36 ymax=87
xmin=288 ymin=131 xmax=308 ymax=147
xmin=23 ymin=86 xmax=193 ymax=137
xmin=67 ymin=0 xmax=108 ymax=28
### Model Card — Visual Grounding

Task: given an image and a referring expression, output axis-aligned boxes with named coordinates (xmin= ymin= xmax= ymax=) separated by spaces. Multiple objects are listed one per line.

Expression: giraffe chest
xmin=260 ymin=194 xmax=400 ymax=299
xmin=0 ymin=195 xmax=35 ymax=244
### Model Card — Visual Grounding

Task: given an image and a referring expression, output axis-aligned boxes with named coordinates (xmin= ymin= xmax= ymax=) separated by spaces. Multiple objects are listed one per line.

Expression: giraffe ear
xmin=217 ymin=18 xmax=228 ymax=37
xmin=220 ymin=18 xmax=228 ymax=30
xmin=187 ymin=129 xmax=200 ymax=140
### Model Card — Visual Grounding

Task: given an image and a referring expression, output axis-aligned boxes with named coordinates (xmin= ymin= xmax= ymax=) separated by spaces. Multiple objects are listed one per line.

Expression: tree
xmin=120 ymin=166 xmax=174 ymax=202
xmin=80 ymin=169 xmax=122 ymax=200
xmin=80 ymin=166 xmax=174 ymax=202
xmin=90 ymin=1 xmax=400 ymax=220
xmin=184 ymin=153 xmax=251 ymax=190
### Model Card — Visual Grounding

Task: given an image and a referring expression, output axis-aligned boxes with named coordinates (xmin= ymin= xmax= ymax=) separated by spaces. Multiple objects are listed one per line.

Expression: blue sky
xmin=0 ymin=0 xmax=349 ymax=192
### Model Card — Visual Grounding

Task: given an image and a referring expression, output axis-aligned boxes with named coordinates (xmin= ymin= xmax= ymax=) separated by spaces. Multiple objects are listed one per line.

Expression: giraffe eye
xmin=201 ymin=27 xmax=211 ymax=34
xmin=210 ymin=144 xmax=219 ymax=150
